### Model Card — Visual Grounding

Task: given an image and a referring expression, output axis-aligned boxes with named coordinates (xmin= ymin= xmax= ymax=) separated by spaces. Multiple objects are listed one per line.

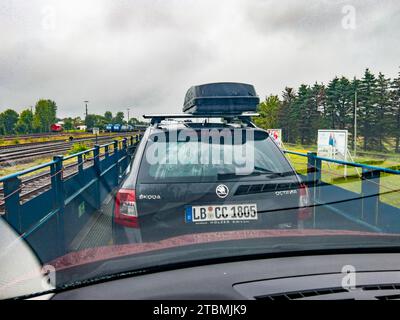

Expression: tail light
xmin=298 ymin=184 xmax=312 ymax=221
xmin=114 ymin=189 xmax=138 ymax=228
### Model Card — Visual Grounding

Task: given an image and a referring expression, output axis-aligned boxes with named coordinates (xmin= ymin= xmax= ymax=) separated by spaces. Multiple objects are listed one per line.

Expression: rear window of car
xmin=137 ymin=129 xmax=294 ymax=183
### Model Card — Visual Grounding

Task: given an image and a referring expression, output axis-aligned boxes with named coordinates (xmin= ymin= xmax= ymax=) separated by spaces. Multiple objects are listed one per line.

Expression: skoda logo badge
xmin=216 ymin=184 xmax=229 ymax=198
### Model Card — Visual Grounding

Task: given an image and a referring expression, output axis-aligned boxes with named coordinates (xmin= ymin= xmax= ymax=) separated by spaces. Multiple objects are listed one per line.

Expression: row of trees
xmin=80 ymin=111 xmax=145 ymax=130
xmin=0 ymin=99 xmax=57 ymax=135
xmin=0 ymin=99 xmax=146 ymax=134
xmin=255 ymin=68 xmax=400 ymax=153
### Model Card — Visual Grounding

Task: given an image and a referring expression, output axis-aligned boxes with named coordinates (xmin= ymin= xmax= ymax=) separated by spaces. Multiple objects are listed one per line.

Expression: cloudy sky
xmin=1 ymin=0 xmax=399 ymax=120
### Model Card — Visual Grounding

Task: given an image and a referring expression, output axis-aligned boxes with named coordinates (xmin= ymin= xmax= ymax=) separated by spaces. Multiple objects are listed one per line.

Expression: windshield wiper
xmin=217 ymin=167 xmax=284 ymax=180
xmin=253 ymin=166 xmax=284 ymax=176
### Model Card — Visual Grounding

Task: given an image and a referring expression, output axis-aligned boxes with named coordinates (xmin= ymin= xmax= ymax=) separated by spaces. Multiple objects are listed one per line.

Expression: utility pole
xmin=354 ymin=90 xmax=358 ymax=158
xmin=84 ymin=100 xmax=89 ymax=118
xmin=127 ymin=108 xmax=130 ymax=124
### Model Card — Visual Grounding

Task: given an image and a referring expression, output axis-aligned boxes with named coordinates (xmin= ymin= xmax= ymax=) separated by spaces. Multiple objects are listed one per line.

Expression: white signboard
xmin=317 ymin=130 xmax=348 ymax=161
xmin=93 ymin=127 xmax=100 ymax=135
xmin=267 ymin=129 xmax=283 ymax=148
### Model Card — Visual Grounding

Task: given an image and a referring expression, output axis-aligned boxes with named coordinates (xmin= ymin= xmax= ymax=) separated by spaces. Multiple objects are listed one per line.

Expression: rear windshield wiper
xmin=253 ymin=166 xmax=284 ymax=176
xmin=253 ymin=167 xmax=298 ymax=178
xmin=217 ymin=167 xmax=284 ymax=180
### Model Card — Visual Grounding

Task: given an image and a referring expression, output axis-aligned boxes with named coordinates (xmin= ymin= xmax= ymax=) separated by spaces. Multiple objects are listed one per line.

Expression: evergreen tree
xmin=375 ymin=72 xmax=392 ymax=151
xmin=277 ymin=87 xmax=296 ymax=143
xmin=293 ymin=84 xmax=316 ymax=145
xmin=391 ymin=69 xmax=400 ymax=153
xmin=310 ymin=82 xmax=325 ymax=142
xmin=325 ymin=77 xmax=340 ymax=129
xmin=358 ymin=69 xmax=379 ymax=151
xmin=325 ymin=77 xmax=353 ymax=131
xmin=351 ymin=77 xmax=361 ymax=150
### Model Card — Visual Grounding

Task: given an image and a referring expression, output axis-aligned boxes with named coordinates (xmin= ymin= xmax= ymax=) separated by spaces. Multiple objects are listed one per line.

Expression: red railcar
xmin=50 ymin=123 xmax=63 ymax=132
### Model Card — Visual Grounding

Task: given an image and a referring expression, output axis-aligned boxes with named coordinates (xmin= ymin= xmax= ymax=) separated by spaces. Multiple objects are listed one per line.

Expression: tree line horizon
xmin=254 ymin=67 xmax=400 ymax=153
xmin=0 ymin=101 xmax=146 ymax=135
xmin=1 ymin=67 xmax=400 ymax=153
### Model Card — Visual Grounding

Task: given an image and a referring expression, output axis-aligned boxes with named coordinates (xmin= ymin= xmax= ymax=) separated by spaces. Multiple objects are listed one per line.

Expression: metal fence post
xmin=315 ymin=157 xmax=322 ymax=200
xmin=307 ymin=152 xmax=317 ymax=187
xmin=105 ymin=145 xmax=109 ymax=158
xmin=94 ymin=145 xmax=101 ymax=171
xmin=361 ymin=168 xmax=381 ymax=226
xmin=123 ymin=138 xmax=127 ymax=152
xmin=50 ymin=156 xmax=63 ymax=208
xmin=114 ymin=140 xmax=120 ymax=186
xmin=3 ymin=177 xmax=22 ymax=232
xmin=315 ymin=158 xmax=322 ymax=184
xmin=77 ymin=154 xmax=84 ymax=175
xmin=122 ymin=138 xmax=128 ymax=171
xmin=93 ymin=145 xmax=101 ymax=209
xmin=50 ymin=161 xmax=57 ymax=209
xmin=52 ymin=155 xmax=65 ymax=255
xmin=307 ymin=152 xmax=318 ymax=228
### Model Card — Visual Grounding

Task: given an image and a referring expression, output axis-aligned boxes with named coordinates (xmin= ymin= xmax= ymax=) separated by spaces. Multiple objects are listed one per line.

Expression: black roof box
xmin=183 ymin=82 xmax=260 ymax=115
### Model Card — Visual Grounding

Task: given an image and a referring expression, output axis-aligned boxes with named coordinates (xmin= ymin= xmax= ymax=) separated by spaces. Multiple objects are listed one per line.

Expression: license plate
xmin=185 ymin=204 xmax=258 ymax=223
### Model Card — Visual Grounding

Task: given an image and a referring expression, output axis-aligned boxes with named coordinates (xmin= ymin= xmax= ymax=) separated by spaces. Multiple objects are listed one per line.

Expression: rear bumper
xmin=113 ymin=209 xmax=301 ymax=244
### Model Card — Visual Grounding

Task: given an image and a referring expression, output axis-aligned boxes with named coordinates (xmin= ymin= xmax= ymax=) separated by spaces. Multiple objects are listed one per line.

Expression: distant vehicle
xmin=50 ymin=123 xmax=63 ymax=132
xmin=132 ymin=124 xmax=149 ymax=131
xmin=105 ymin=123 xmax=147 ymax=133
xmin=113 ymin=124 xmax=122 ymax=132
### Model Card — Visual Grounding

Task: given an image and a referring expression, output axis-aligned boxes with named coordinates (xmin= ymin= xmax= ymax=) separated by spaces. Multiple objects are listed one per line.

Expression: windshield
xmin=1 ymin=0 xmax=400 ymax=300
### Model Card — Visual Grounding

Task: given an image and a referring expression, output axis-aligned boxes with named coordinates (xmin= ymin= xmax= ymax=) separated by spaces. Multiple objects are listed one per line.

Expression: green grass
xmin=284 ymin=145 xmax=400 ymax=208
xmin=68 ymin=142 xmax=90 ymax=155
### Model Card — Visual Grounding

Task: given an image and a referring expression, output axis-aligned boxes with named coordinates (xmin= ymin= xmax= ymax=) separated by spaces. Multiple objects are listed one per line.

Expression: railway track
xmin=0 ymin=131 xmax=143 ymax=213
xmin=0 ymin=132 xmax=131 ymax=152
xmin=0 ymin=160 xmax=94 ymax=213
xmin=0 ymin=147 xmax=117 ymax=213
xmin=0 ymin=133 xmax=137 ymax=165
xmin=0 ymin=131 xmax=90 ymax=141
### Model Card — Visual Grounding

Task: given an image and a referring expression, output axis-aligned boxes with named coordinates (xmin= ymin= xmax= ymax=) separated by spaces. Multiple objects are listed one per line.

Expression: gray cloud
xmin=0 ymin=0 xmax=399 ymax=120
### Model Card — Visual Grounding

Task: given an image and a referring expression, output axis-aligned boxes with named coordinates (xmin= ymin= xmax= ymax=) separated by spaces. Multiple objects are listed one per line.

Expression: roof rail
xmin=143 ymin=112 xmax=259 ymax=126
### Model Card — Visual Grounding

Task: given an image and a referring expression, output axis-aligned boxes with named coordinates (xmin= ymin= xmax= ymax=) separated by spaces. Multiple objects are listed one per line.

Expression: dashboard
xmin=52 ymin=253 xmax=400 ymax=300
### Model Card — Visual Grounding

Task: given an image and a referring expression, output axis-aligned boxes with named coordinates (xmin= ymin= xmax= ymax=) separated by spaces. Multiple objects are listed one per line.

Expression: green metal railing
xmin=284 ymin=150 xmax=400 ymax=232
xmin=0 ymin=136 xmax=139 ymax=262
